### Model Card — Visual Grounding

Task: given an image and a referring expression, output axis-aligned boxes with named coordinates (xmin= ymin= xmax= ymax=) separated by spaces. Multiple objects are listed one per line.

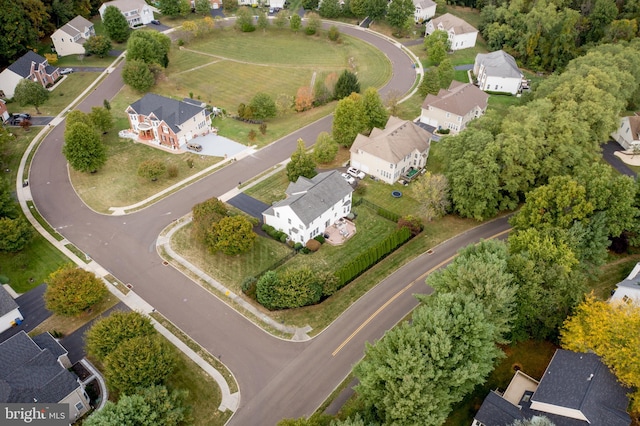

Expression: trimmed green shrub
xmin=314 ymin=235 xmax=325 ymax=244
xmin=256 ymin=268 xmax=322 ymax=310
xmin=241 ymin=276 xmax=257 ymax=299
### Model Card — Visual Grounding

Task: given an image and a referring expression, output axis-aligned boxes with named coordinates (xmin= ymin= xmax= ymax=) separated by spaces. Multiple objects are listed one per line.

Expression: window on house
xmin=288 ymin=218 xmax=291 ymax=224
xmin=75 ymin=402 xmax=84 ymax=411
xmin=446 ymin=112 xmax=450 ymax=118
xmin=623 ymin=295 xmax=631 ymax=304
xmin=276 ymin=212 xmax=279 ymax=218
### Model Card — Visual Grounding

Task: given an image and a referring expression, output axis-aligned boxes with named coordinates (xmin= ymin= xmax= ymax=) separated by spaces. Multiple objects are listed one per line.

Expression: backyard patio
xmin=324 ymin=218 xmax=356 ymax=246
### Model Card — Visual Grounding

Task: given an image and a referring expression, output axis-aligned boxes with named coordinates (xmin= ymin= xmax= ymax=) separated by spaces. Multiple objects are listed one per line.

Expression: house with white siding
xmin=425 ymin=13 xmax=478 ymax=50
xmin=262 ymin=171 xmax=354 ymax=244
xmin=610 ymin=262 xmax=640 ymax=305
xmin=51 ymin=16 xmax=95 ymax=57
xmin=125 ymin=94 xmax=211 ymax=150
xmin=611 ymin=114 xmax=640 ymax=151
xmin=420 ymin=81 xmax=489 ymax=134
xmin=99 ymin=0 xmax=155 ymax=27
xmin=473 ymin=50 xmax=524 ymax=95
xmin=350 ymin=116 xmax=432 ymax=185
xmin=0 ymin=286 xmax=22 ymax=334
xmin=413 ymin=0 xmax=436 ymax=23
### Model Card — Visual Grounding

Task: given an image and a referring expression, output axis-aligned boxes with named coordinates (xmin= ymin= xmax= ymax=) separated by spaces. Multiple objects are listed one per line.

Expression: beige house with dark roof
xmin=350 ymin=116 xmax=432 ymax=184
xmin=51 ymin=16 xmax=95 ymax=57
xmin=425 ymin=13 xmax=478 ymax=50
xmin=611 ymin=114 xmax=640 ymax=151
xmin=420 ymin=81 xmax=489 ymax=134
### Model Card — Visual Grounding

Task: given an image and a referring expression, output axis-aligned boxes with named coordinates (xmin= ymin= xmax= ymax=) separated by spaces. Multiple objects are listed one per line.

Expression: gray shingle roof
xmin=0 ymin=331 xmax=79 ymax=404
xmin=58 ymin=15 xmax=93 ymax=38
xmin=271 ymin=171 xmax=353 ymax=226
xmin=0 ymin=286 xmax=18 ymax=317
xmin=475 ymin=50 xmax=522 ymax=79
xmin=127 ymin=93 xmax=207 ymax=133
xmin=474 ymin=349 xmax=631 ymax=426
xmin=7 ymin=51 xmax=48 ymax=78
xmin=422 ymin=81 xmax=489 ymax=116
xmin=413 ymin=0 xmax=436 ymax=9
xmin=32 ymin=333 xmax=67 ymax=360
xmin=350 ymin=116 xmax=431 ymax=163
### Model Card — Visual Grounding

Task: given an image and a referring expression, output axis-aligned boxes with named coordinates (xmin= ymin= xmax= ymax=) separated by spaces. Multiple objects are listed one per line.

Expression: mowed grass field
xmin=158 ymin=28 xmax=392 ymax=111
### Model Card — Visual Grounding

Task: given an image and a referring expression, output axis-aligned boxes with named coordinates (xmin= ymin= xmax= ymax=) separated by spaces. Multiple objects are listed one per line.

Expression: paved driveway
xmin=227 ymin=193 xmax=270 ymax=220
xmin=0 ymin=284 xmax=51 ymax=342
xmin=602 ymin=141 xmax=637 ymax=177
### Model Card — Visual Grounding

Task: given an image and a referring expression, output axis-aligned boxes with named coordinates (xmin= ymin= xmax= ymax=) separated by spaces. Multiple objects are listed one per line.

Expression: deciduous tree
xmin=364 ymin=0 xmax=387 ymax=20
xmin=290 ymin=14 xmax=302 ymax=32
xmin=83 ymin=35 xmax=112 ymax=57
xmin=274 ymin=10 xmax=288 ymax=28
xmin=44 ymin=265 xmax=108 ymax=316
xmin=86 ymin=311 xmax=156 ymax=360
xmin=419 ymin=67 xmax=441 ymax=96
xmin=313 ymin=132 xmax=338 ymax=164
xmin=410 ymin=172 xmax=450 ymax=221
xmin=0 ymin=0 xmax=40 ymax=66
xmin=206 ymin=215 xmax=257 ymax=255
xmin=122 ymin=59 xmax=155 ymax=92
xmin=194 ymin=0 xmax=210 ymax=15
xmin=89 ymin=106 xmax=113 ymax=134
xmin=361 ymin=87 xmax=388 ymax=131
xmin=84 ymin=386 xmax=190 ymax=426
xmin=286 ymin=139 xmax=317 ymax=181
xmin=249 ymin=93 xmax=277 ymax=120
xmin=354 ymin=292 xmax=502 ymax=425
xmin=319 ymin=0 xmax=341 ymax=18
xmin=62 ymin=122 xmax=107 ymax=173
xmin=235 ymin=6 xmax=256 ymax=32
xmin=0 ymin=217 xmax=32 ymax=252
xmin=305 ymin=12 xmax=321 ymax=35
xmin=137 ymin=159 xmax=167 ymax=181
xmin=295 ymin=86 xmax=313 ymax=112
xmin=105 ymin=334 xmax=176 ymax=394
xmin=332 ymin=94 xmax=366 ymax=147
xmin=386 ymin=0 xmax=413 ymax=34
xmin=424 ymin=29 xmax=449 ymax=64
xmin=14 ymin=79 xmax=50 ymax=114
xmin=126 ymin=31 xmax=170 ymax=67
xmin=257 ymin=12 xmax=269 ymax=32
xmin=102 ymin=5 xmax=130 ymax=42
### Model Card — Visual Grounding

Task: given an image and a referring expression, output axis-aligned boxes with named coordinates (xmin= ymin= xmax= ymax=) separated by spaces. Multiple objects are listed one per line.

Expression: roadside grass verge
xmin=55 ymin=54 xmax=118 ymax=68
xmin=29 ymin=294 xmax=120 ymax=338
xmin=12 ymin=73 xmax=101 ymax=117
xmin=0 ymin=131 xmax=68 ymax=293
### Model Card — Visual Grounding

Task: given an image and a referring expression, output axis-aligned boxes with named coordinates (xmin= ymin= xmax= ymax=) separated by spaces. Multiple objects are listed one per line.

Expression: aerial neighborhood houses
xmin=99 ymin=0 xmax=155 ymax=27
xmin=425 ymin=13 xmax=478 ymax=50
xmin=611 ymin=114 xmax=640 ymax=151
xmin=51 ymin=16 xmax=95 ymax=57
xmin=125 ymin=93 xmax=212 ymax=150
xmin=350 ymin=116 xmax=432 ymax=185
xmin=0 ymin=331 xmax=91 ymax=421
xmin=473 ymin=50 xmax=525 ymax=95
xmin=413 ymin=0 xmax=437 ymax=23
xmin=238 ymin=0 xmax=284 ymax=7
xmin=262 ymin=171 xmax=354 ymax=244
xmin=420 ymin=81 xmax=489 ymax=134
xmin=473 ymin=349 xmax=631 ymax=426
xmin=0 ymin=51 xmax=60 ymax=99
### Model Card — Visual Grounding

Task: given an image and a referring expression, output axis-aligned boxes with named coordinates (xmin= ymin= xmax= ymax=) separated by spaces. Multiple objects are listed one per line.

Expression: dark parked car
xmin=16 ymin=113 xmax=31 ymax=119
xmin=151 ymin=19 xmax=161 ymax=25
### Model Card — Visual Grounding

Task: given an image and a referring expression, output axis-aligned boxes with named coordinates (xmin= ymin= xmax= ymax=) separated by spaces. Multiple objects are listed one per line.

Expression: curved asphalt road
xmin=29 ymin=24 xmax=509 ymax=424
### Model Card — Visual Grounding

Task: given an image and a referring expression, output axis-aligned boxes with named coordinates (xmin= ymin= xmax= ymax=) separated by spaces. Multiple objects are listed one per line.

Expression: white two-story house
xmin=350 ymin=116 xmax=432 ymax=185
xmin=51 ymin=16 xmax=96 ymax=57
xmin=611 ymin=114 xmax=640 ymax=151
xmin=262 ymin=171 xmax=354 ymax=244
xmin=473 ymin=50 xmax=524 ymax=95
xmin=413 ymin=0 xmax=436 ymax=23
xmin=125 ymin=94 xmax=211 ymax=150
xmin=420 ymin=81 xmax=489 ymax=134
xmin=99 ymin=0 xmax=155 ymax=27
xmin=425 ymin=13 xmax=478 ymax=51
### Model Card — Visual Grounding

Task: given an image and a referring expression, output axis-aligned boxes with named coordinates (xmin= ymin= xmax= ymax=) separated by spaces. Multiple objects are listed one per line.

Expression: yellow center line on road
xmin=331 ymin=227 xmax=513 ymax=357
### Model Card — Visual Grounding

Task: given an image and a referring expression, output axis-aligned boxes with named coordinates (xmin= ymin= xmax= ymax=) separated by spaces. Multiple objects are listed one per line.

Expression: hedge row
xmin=334 ymin=226 xmax=412 ymax=288
xmin=262 ymin=224 xmax=287 ymax=243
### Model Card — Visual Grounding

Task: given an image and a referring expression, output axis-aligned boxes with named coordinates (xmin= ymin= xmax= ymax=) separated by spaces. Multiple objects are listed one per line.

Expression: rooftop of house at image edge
xmin=0 ymin=286 xmax=19 ymax=318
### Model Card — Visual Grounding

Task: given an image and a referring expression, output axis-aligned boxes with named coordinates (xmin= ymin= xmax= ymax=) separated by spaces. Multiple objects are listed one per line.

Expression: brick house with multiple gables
xmin=0 ymin=51 xmax=60 ymax=98
xmin=350 ymin=116 xmax=432 ymax=185
xmin=125 ymin=94 xmax=212 ymax=150
xmin=51 ymin=16 xmax=96 ymax=57
xmin=473 ymin=349 xmax=631 ymax=426
xmin=420 ymin=81 xmax=489 ymax=134
xmin=425 ymin=13 xmax=478 ymax=51
xmin=0 ymin=331 xmax=91 ymax=421
xmin=262 ymin=171 xmax=354 ymax=244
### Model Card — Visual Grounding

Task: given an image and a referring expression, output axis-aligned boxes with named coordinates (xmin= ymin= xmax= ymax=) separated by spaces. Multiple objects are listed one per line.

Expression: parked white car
xmin=341 ymin=173 xmax=356 ymax=185
xmin=347 ymin=167 xmax=366 ymax=179
xmin=60 ymin=68 xmax=74 ymax=75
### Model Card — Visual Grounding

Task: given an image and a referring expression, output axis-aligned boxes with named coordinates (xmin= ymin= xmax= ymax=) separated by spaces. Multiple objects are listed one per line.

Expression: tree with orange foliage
xmin=295 ymin=86 xmax=313 ymax=112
